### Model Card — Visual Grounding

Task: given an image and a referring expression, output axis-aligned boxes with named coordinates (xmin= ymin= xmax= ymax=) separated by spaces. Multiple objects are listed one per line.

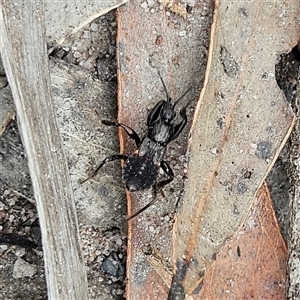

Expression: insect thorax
xmin=139 ymin=137 xmax=166 ymax=164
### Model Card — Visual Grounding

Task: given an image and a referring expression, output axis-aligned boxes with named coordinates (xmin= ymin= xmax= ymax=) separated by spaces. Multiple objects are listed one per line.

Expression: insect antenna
xmin=158 ymin=71 xmax=192 ymax=107
xmin=174 ymin=86 xmax=193 ymax=107
xmin=158 ymin=71 xmax=172 ymax=103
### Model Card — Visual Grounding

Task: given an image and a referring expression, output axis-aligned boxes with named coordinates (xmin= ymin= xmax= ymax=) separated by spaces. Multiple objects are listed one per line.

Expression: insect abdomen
xmin=122 ymin=154 xmax=159 ymax=191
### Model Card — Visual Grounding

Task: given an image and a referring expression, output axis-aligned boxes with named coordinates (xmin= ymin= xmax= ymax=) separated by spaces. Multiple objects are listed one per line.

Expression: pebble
xmin=0 ymin=76 xmax=8 ymax=88
xmin=115 ymin=237 xmax=122 ymax=246
xmin=13 ymin=258 xmax=37 ymax=279
xmin=140 ymin=1 xmax=148 ymax=11
xmin=116 ymin=289 xmax=124 ymax=295
xmin=90 ymin=22 xmax=98 ymax=32
xmin=15 ymin=248 xmax=26 ymax=257
xmin=83 ymin=31 xmax=91 ymax=39
xmin=164 ymin=215 xmax=170 ymax=222
xmin=101 ymin=253 xmax=125 ymax=278
xmin=81 ymin=60 xmax=94 ymax=70
xmin=73 ymin=51 xmax=81 ymax=58
xmin=147 ymin=0 xmax=155 ymax=6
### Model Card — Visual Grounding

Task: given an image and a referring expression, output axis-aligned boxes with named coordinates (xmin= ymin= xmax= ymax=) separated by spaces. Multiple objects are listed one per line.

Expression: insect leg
xmin=147 ymin=100 xmax=165 ymax=127
xmin=170 ymin=109 xmax=187 ymax=141
xmin=156 ymin=160 xmax=175 ymax=190
xmin=168 ymin=104 xmax=189 ymax=143
xmin=125 ymin=197 xmax=159 ymax=222
xmin=80 ymin=154 xmax=128 ymax=184
xmin=102 ymin=120 xmax=141 ymax=147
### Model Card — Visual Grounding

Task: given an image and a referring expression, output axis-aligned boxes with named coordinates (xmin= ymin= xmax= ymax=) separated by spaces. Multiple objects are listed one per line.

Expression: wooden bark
xmin=170 ymin=0 xmax=299 ymax=297
xmin=117 ymin=0 xmax=212 ymax=299
xmin=0 ymin=1 xmax=89 ymax=299
xmin=287 ymin=54 xmax=300 ymax=299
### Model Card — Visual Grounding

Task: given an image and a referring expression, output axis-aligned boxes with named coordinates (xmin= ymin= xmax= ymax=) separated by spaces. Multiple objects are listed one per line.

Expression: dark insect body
xmin=0 ymin=233 xmax=38 ymax=249
xmin=81 ymin=73 xmax=192 ymax=221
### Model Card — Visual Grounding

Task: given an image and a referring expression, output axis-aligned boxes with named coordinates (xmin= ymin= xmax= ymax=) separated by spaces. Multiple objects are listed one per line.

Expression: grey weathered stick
xmin=287 ymin=63 xmax=300 ymax=300
xmin=0 ymin=1 xmax=89 ymax=299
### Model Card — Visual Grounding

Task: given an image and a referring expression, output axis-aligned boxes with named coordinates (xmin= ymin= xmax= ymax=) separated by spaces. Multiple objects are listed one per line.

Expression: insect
xmin=81 ymin=73 xmax=192 ymax=221
xmin=0 ymin=233 xmax=38 ymax=249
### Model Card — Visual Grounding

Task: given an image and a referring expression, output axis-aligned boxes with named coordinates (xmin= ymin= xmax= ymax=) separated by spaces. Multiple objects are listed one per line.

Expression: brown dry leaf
xmin=196 ymin=183 xmax=287 ymax=299
xmin=116 ymin=0 xmax=212 ymax=299
xmin=170 ymin=0 xmax=298 ymax=297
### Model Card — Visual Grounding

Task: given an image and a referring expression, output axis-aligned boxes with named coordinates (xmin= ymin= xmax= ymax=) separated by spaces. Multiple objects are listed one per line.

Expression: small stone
xmin=3 ymin=189 xmax=11 ymax=196
xmin=13 ymin=258 xmax=37 ymax=279
xmin=211 ymin=147 xmax=218 ymax=155
xmin=115 ymin=237 xmax=122 ymax=246
xmin=15 ymin=248 xmax=26 ymax=257
xmin=81 ymin=60 xmax=94 ymax=70
xmin=101 ymin=253 xmax=125 ymax=278
xmin=83 ymin=31 xmax=91 ymax=39
xmin=140 ymin=1 xmax=148 ymax=11
xmin=90 ymin=22 xmax=98 ymax=31
xmin=147 ymin=0 xmax=155 ymax=6
xmin=116 ymin=289 xmax=124 ymax=295
xmin=73 ymin=51 xmax=81 ymax=58
xmin=0 ymin=76 xmax=8 ymax=88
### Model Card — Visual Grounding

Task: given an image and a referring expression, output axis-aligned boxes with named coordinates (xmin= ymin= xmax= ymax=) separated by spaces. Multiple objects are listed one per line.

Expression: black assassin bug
xmin=81 ymin=73 xmax=192 ymax=221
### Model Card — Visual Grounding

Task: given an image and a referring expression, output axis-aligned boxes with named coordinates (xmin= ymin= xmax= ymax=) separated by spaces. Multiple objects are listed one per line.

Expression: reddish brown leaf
xmin=196 ymin=183 xmax=287 ymax=299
